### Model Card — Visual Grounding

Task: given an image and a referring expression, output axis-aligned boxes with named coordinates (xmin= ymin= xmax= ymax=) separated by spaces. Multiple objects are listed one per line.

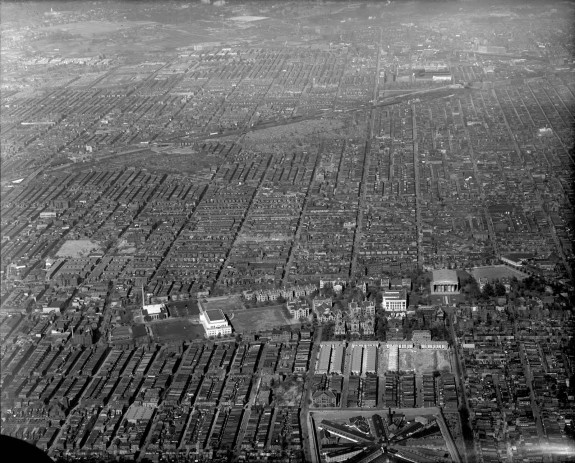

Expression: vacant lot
xmin=274 ymin=377 xmax=304 ymax=406
xmin=244 ymin=118 xmax=345 ymax=144
xmin=228 ymin=305 xmax=299 ymax=333
xmin=377 ymin=348 xmax=390 ymax=374
xmin=150 ymin=318 xmax=205 ymax=342
xmin=100 ymin=149 xmax=219 ymax=181
xmin=56 ymin=239 xmax=102 ymax=258
xmin=399 ymin=349 xmax=451 ymax=374
xmin=115 ymin=238 xmax=136 ymax=255
xmin=470 ymin=265 xmax=528 ymax=281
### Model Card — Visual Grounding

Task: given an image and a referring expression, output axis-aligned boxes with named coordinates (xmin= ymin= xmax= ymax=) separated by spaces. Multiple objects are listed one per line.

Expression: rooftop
xmin=432 ymin=269 xmax=458 ymax=285
xmin=143 ymin=304 xmax=164 ymax=315
xmin=205 ymin=308 xmax=226 ymax=323
xmin=124 ymin=405 xmax=154 ymax=423
xmin=382 ymin=290 xmax=407 ymax=300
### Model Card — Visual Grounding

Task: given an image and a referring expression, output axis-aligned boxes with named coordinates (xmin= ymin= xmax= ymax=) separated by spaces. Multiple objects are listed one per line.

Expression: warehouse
xmin=330 ymin=344 xmax=345 ymax=375
xmin=362 ymin=346 xmax=377 ymax=375
xmin=351 ymin=346 xmax=363 ymax=375
xmin=317 ymin=344 xmax=332 ymax=374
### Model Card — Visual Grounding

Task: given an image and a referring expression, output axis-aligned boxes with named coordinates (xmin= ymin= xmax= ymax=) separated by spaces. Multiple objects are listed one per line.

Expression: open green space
xmin=470 ymin=265 xmax=528 ymax=281
xmin=55 ymin=239 xmax=102 ymax=258
xmin=150 ymin=318 xmax=205 ymax=342
xmin=227 ymin=305 xmax=299 ymax=333
xmin=202 ymin=294 xmax=245 ymax=313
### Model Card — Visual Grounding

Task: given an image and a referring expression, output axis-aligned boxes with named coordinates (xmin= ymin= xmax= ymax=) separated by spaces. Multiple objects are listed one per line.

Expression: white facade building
xmin=142 ymin=303 xmax=165 ymax=320
xmin=200 ymin=308 xmax=232 ymax=337
xmin=381 ymin=290 xmax=407 ymax=316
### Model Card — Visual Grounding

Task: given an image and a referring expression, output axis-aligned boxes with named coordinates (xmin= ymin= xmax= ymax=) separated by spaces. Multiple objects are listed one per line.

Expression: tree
xmin=460 ymin=274 xmax=481 ymax=300
xmin=375 ymin=315 xmax=387 ymax=341
xmin=25 ymin=299 xmax=36 ymax=314
xmin=430 ymin=323 xmax=448 ymax=341
xmin=210 ymin=286 xmax=225 ymax=296
xmin=486 ymin=312 xmax=493 ymax=326
xmin=482 ymin=282 xmax=495 ymax=298
xmin=494 ymin=281 xmax=506 ymax=297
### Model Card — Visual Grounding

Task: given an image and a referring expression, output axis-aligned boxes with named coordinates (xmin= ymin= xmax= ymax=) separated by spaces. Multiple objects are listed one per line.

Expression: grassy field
xmin=203 ymin=294 xmax=245 ymax=313
xmin=470 ymin=265 xmax=528 ymax=281
xmin=399 ymin=349 xmax=451 ymax=374
xmin=227 ymin=305 xmax=299 ymax=333
xmin=56 ymin=239 xmax=102 ymax=258
xmin=244 ymin=118 xmax=345 ymax=144
xmin=69 ymin=149 xmax=220 ymax=181
xmin=150 ymin=318 xmax=205 ymax=342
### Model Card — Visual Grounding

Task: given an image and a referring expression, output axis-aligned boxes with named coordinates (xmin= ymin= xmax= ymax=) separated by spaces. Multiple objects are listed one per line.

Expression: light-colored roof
xmin=381 ymin=290 xmax=406 ymax=300
xmin=143 ymin=304 xmax=163 ymax=315
xmin=124 ymin=405 xmax=154 ymax=422
xmin=432 ymin=269 xmax=458 ymax=284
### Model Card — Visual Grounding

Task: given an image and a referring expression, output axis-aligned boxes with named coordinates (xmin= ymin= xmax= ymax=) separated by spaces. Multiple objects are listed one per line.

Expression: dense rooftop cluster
xmin=1 ymin=1 xmax=574 ymax=462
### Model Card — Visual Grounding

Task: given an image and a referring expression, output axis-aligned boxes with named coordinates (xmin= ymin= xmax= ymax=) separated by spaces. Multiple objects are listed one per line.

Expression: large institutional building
xmin=198 ymin=300 xmax=232 ymax=337
xmin=381 ymin=290 xmax=407 ymax=317
xmin=430 ymin=269 xmax=460 ymax=295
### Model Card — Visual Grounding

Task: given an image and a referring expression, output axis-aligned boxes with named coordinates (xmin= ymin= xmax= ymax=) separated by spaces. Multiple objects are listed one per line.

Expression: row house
xmin=286 ymin=300 xmax=310 ymax=319
xmin=251 ymin=283 xmax=319 ymax=302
